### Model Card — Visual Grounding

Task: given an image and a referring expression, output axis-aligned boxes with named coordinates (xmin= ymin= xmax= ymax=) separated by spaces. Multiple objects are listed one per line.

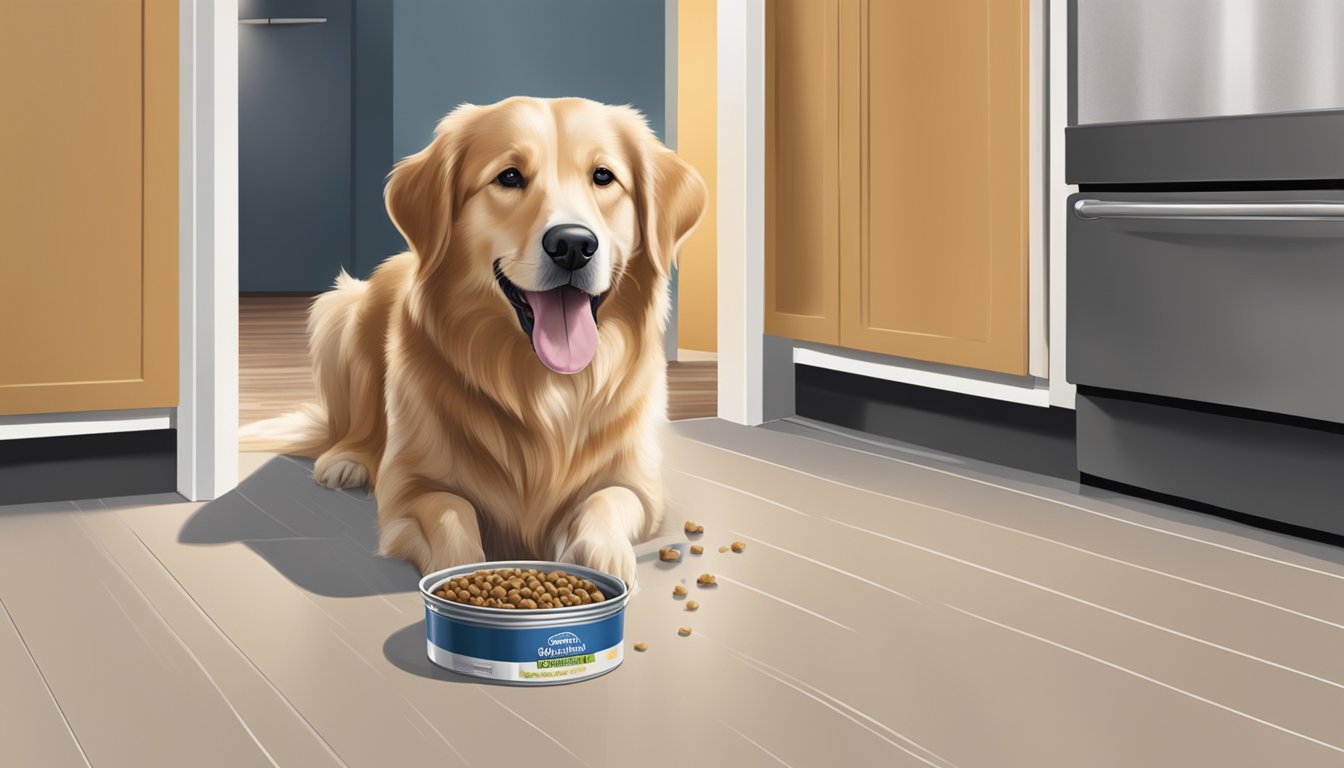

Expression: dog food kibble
xmin=731 ymin=541 xmax=747 ymax=553
xmin=684 ymin=520 xmax=705 ymax=535
xmin=697 ymin=573 xmax=717 ymax=587
xmin=633 ymin=641 xmax=648 ymax=652
xmin=672 ymin=585 xmax=687 ymax=597
xmin=685 ymin=600 xmax=699 ymax=611
xmin=432 ymin=568 xmax=605 ymax=609
xmin=690 ymin=544 xmax=704 ymax=555
xmin=719 ymin=546 xmax=729 ymax=553
xmin=658 ymin=547 xmax=681 ymax=562
xmin=678 ymin=626 xmax=693 ymax=637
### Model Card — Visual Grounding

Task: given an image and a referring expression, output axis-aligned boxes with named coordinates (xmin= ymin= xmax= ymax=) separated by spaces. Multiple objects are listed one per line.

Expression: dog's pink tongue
xmin=524 ymin=286 xmax=598 ymax=374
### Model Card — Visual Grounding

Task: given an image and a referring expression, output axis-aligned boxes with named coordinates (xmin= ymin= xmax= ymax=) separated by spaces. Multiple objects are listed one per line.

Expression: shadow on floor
xmin=178 ymin=455 xmax=420 ymax=598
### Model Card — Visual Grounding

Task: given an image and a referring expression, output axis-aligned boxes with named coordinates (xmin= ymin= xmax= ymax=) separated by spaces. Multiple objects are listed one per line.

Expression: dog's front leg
xmin=376 ymin=487 xmax=486 ymax=575
xmin=554 ymin=487 xmax=644 ymax=594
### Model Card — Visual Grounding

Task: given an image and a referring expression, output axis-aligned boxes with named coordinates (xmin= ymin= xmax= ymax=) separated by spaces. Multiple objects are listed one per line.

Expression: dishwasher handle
xmin=1073 ymin=199 xmax=1344 ymax=221
xmin=239 ymin=17 xmax=327 ymax=25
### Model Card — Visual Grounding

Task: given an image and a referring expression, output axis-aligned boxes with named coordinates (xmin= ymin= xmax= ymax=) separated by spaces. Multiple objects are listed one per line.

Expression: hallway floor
xmin=3 ymin=419 xmax=1343 ymax=767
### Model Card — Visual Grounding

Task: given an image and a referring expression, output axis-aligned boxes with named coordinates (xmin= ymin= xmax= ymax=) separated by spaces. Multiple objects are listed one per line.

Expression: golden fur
xmin=244 ymin=97 xmax=707 ymax=591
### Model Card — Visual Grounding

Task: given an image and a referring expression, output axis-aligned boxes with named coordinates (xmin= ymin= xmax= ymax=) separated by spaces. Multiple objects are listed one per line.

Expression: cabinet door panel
xmin=764 ymin=0 xmax=841 ymax=344
xmin=841 ymin=0 xmax=1028 ymax=374
xmin=0 ymin=0 xmax=178 ymax=415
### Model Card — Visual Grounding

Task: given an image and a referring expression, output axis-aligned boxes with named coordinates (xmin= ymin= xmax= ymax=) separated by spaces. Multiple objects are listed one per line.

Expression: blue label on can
xmin=426 ymin=609 xmax=625 ymax=663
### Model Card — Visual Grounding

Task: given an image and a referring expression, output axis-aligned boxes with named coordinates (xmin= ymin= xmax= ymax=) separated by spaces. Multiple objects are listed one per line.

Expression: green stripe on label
xmin=536 ymin=654 xmax=596 ymax=669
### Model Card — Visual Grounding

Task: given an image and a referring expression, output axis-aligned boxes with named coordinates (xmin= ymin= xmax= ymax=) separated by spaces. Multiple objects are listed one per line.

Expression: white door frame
xmin=177 ymin=0 xmax=239 ymax=501
xmin=715 ymin=0 xmax=767 ymax=424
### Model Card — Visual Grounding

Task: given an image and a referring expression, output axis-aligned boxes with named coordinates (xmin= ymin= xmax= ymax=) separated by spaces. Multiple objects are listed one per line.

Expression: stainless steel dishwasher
xmin=1067 ymin=0 xmax=1344 ymax=538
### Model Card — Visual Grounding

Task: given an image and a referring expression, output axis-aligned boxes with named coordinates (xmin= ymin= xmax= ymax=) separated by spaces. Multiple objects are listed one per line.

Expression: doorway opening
xmin=236 ymin=0 xmax=716 ymax=449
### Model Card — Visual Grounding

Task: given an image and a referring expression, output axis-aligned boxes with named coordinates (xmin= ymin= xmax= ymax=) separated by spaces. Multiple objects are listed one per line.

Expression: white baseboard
xmin=0 ymin=409 xmax=174 ymax=441
xmin=794 ymin=344 xmax=1052 ymax=408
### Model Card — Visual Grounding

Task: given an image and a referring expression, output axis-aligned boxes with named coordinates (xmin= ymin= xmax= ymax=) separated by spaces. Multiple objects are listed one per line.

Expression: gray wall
xmin=350 ymin=0 xmax=668 ymax=278
xmin=391 ymin=0 xmax=667 ymax=162
xmin=352 ymin=1 xmax=402 ymax=278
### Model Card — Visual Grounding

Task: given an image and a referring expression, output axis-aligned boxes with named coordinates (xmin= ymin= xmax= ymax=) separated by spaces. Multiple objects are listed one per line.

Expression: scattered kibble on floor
xmin=719 ymin=546 xmax=729 ymax=553
xmin=690 ymin=544 xmax=704 ymax=555
xmin=673 ymin=585 xmax=687 ymax=597
xmin=678 ymin=626 xmax=693 ymax=637
xmin=697 ymin=573 xmax=717 ymax=586
xmin=684 ymin=520 xmax=705 ymax=534
xmin=731 ymin=541 xmax=747 ymax=553
xmin=658 ymin=547 xmax=681 ymax=562
xmin=685 ymin=600 xmax=699 ymax=611
xmin=633 ymin=641 xmax=648 ymax=652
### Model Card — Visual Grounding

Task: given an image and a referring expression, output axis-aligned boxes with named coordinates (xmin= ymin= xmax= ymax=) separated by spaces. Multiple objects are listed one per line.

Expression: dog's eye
xmin=593 ymin=167 xmax=615 ymax=187
xmin=496 ymin=168 xmax=526 ymax=189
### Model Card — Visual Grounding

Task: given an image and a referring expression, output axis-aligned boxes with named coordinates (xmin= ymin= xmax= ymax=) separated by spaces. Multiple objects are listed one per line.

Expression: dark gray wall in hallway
xmin=352 ymin=1 xmax=403 ymax=278
xmin=337 ymin=0 xmax=668 ymax=281
xmin=391 ymin=0 xmax=667 ymax=163
xmin=239 ymin=0 xmax=355 ymax=291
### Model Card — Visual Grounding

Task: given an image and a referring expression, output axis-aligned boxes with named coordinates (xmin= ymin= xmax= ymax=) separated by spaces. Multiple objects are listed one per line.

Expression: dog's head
xmin=385 ymin=97 xmax=707 ymax=375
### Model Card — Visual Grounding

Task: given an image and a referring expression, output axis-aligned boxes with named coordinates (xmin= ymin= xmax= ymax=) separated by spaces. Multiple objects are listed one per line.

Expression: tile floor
xmin=2 ymin=418 xmax=1343 ymax=767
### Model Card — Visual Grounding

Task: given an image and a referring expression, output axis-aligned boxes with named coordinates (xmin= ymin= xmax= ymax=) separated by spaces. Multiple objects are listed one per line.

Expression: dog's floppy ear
xmin=639 ymin=144 xmax=708 ymax=278
xmin=385 ymin=111 xmax=469 ymax=271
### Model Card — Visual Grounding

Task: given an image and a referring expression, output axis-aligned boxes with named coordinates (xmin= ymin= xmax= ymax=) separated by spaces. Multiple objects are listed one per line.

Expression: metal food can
xmin=419 ymin=560 xmax=630 ymax=685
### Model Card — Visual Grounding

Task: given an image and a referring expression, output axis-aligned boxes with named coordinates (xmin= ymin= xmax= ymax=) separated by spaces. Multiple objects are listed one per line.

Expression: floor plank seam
xmin=71 ymin=514 xmax=285 ymax=767
xmin=679 ymin=432 xmax=1344 ymax=582
xmin=764 ymin=422 xmax=1344 ymax=580
xmin=819 ymin=515 xmax=1344 ymax=693
xmin=0 ymin=599 xmax=94 ymax=768
xmin=672 ymin=458 xmax=1344 ymax=631
xmin=113 ymin=515 xmax=353 ymax=768
xmin=942 ymin=603 xmax=1344 ymax=757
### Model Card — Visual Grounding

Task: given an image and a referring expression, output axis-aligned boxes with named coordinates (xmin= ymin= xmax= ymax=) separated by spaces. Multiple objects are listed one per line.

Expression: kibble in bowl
xmin=432 ymin=567 xmax=607 ymax=610
xmin=420 ymin=561 xmax=630 ymax=686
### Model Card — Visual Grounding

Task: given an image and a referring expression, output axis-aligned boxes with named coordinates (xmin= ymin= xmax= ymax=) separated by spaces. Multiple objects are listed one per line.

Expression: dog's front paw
xmin=558 ymin=533 xmax=639 ymax=596
xmin=314 ymin=454 xmax=370 ymax=490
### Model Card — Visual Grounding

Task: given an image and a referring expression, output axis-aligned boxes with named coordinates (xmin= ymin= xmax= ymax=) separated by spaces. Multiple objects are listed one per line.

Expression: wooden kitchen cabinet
xmin=764 ymin=0 xmax=842 ymax=345
xmin=767 ymin=0 xmax=1029 ymax=375
xmin=0 ymin=0 xmax=178 ymax=415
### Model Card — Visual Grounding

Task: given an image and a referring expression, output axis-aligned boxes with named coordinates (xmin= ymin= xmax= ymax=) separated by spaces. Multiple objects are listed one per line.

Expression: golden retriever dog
xmin=244 ymin=97 xmax=706 ymax=593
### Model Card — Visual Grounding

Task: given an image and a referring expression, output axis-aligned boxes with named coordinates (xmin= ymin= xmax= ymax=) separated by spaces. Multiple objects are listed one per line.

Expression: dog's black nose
xmin=542 ymin=224 xmax=598 ymax=271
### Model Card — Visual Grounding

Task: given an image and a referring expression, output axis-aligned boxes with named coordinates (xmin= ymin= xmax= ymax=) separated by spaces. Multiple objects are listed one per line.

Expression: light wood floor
xmin=3 ymin=419 xmax=1344 ymax=766
xmin=240 ymin=296 xmax=716 ymax=428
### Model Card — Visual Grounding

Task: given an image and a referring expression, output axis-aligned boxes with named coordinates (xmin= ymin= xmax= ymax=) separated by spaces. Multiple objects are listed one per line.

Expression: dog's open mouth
xmin=494 ymin=262 xmax=609 ymax=374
